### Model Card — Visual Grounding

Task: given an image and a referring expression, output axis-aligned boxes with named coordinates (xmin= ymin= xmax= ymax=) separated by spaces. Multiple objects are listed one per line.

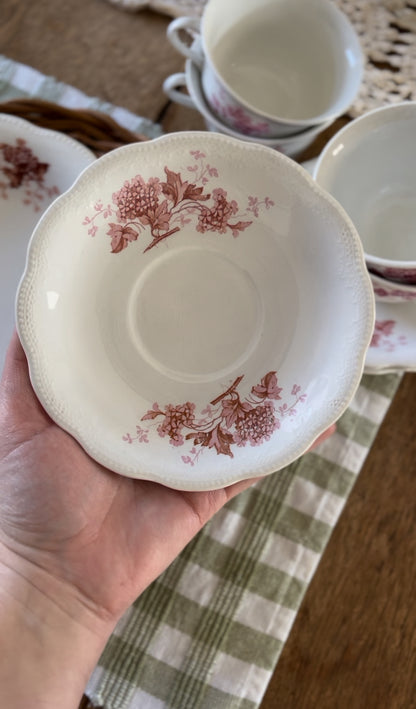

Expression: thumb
xmin=0 ymin=331 xmax=50 ymax=427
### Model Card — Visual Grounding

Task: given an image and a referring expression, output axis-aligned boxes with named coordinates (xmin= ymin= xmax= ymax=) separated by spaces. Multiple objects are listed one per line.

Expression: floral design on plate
xmin=370 ymin=319 xmax=408 ymax=351
xmin=123 ymin=371 xmax=306 ymax=463
xmin=0 ymin=138 xmax=59 ymax=211
xmin=373 ymin=285 xmax=416 ymax=301
xmin=82 ymin=150 xmax=274 ymax=253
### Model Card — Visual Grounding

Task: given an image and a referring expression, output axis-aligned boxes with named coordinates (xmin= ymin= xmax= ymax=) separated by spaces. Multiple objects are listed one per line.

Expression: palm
xmin=0 ymin=334 xmax=251 ymax=620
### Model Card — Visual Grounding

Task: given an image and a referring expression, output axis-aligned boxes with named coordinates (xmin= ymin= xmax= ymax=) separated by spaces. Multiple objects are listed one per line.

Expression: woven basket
xmin=0 ymin=98 xmax=149 ymax=155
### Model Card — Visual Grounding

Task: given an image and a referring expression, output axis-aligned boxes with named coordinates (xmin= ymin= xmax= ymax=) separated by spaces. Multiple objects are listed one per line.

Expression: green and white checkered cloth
xmin=85 ymin=375 xmax=400 ymax=709
xmin=0 ymin=55 xmax=403 ymax=709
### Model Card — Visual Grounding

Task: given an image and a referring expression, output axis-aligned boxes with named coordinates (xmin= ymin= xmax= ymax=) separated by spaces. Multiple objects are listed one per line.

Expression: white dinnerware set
xmin=163 ymin=0 xmax=364 ymax=158
xmin=165 ymin=0 xmax=416 ymax=376
xmin=6 ymin=0 xmax=416 ymax=489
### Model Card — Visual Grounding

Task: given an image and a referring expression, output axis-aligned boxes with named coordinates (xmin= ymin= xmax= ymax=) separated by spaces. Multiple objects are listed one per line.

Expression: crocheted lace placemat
xmin=104 ymin=0 xmax=416 ymax=118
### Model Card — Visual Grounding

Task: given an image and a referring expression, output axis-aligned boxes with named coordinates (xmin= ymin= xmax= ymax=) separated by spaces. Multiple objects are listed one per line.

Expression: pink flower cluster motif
xmin=0 ymin=138 xmax=59 ymax=211
xmin=82 ymin=150 xmax=274 ymax=253
xmin=123 ymin=372 xmax=307 ymax=463
xmin=211 ymin=89 xmax=271 ymax=137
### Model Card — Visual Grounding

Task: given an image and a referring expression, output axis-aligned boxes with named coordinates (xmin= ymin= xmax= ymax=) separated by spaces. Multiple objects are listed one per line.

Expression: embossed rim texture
xmin=16 ymin=132 xmax=375 ymax=490
xmin=0 ymin=112 xmax=96 ymax=161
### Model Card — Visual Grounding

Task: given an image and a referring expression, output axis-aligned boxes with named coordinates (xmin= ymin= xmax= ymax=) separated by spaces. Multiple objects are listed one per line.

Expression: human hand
xmin=0 ymin=332 xmax=334 ymax=708
xmin=0 ymin=332 xmax=260 ymax=624
xmin=0 ymin=333 xmax=262 ymax=708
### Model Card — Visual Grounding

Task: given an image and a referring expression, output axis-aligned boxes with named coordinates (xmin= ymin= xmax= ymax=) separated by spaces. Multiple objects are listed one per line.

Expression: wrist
xmin=0 ymin=542 xmax=115 ymax=709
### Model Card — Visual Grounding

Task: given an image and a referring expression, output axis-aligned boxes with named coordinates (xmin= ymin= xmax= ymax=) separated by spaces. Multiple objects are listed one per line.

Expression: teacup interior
xmin=315 ymin=108 xmax=416 ymax=261
xmin=204 ymin=0 xmax=361 ymax=121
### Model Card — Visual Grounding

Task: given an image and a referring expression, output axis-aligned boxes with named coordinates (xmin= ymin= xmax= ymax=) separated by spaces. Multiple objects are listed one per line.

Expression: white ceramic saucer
xmin=17 ymin=133 xmax=373 ymax=490
xmin=0 ymin=114 xmax=95 ymax=369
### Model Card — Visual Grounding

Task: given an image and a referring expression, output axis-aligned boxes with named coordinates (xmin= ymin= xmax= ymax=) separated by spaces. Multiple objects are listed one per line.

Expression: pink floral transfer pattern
xmin=82 ymin=150 xmax=274 ymax=253
xmin=210 ymin=85 xmax=271 ymax=137
xmin=373 ymin=285 xmax=416 ymax=301
xmin=0 ymin=138 xmax=59 ymax=211
xmin=370 ymin=320 xmax=407 ymax=352
xmin=123 ymin=372 xmax=307 ymax=463
xmin=211 ymin=94 xmax=271 ymax=136
xmin=372 ymin=266 xmax=416 ymax=284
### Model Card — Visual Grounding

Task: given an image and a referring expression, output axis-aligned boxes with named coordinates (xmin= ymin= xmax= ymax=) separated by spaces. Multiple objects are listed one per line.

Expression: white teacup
xmin=313 ymin=102 xmax=416 ymax=285
xmin=167 ymin=0 xmax=363 ymax=139
xmin=163 ymin=61 xmax=334 ymax=158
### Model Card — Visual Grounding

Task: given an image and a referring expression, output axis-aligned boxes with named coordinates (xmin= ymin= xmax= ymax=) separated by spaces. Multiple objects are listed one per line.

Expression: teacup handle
xmin=163 ymin=73 xmax=196 ymax=110
xmin=167 ymin=16 xmax=203 ymax=66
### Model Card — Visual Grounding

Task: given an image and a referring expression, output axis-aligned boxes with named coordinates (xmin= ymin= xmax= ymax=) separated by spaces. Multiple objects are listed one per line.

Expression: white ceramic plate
xmin=0 ymin=114 xmax=95 ymax=369
xmin=17 ymin=132 xmax=374 ymax=490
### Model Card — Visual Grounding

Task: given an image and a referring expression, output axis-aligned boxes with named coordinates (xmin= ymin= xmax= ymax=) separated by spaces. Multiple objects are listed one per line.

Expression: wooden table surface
xmin=1 ymin=2 xmax=416 ymax=707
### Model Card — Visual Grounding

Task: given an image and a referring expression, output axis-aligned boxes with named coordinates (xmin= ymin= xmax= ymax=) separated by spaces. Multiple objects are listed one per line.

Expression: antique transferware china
xmin=313 ymin=102 xmax=416 ymax=284
xmin=370 ymin=271 xmax=416 ymax=304
xmin=364 ymin=300 xmax=416 ymax=374
xmin=167 ymin=0 xmax=363 ymax=138
xmin=0 ymin=113 xmax=95 ymax=369
xmin=17 ymin=132 xmax=374 ymax=490
xmin=302 ymin=154 xmax=416 ymax=376
xmin=163 ymin=61 xmax=334 ymax=158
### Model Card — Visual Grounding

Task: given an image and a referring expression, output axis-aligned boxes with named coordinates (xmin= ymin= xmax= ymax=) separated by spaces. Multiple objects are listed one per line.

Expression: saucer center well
xmin=129 ymin=247 xmax=262 ymax=382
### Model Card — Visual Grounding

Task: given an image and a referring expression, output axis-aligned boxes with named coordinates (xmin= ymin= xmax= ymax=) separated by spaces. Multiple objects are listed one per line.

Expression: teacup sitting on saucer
xmin=163 ymin=61 xmax=334 ymax=159
xmin=167 ymin=0 xmax=363 ymax=138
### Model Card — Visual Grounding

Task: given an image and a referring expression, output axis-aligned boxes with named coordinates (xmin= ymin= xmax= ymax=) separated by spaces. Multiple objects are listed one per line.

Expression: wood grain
xmin=1 ymin=2 xmax=415 ymax=708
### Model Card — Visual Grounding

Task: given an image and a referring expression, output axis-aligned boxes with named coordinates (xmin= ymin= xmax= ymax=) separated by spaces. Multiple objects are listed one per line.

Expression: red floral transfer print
xmin=0 ymin=138 xmax=59 ymax=211
xmin=83 ymin=150 xmax=274 ymax=253
xmin=370 ymin=319 xmax=407 ymax=351
xmin=123 ymin=372 xmax=307 ymax=464
xmin=373 ymin=285 xmax=416 ymax=301
xmin=211 ymin=89 xmax=271 ymax=137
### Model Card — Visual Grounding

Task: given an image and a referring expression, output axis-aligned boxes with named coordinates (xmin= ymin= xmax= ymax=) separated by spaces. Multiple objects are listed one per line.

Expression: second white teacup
xmin=167 ymin=0 xmax=363 ymax=138
xmin=313 ymin=102 xmax=416 ymax=285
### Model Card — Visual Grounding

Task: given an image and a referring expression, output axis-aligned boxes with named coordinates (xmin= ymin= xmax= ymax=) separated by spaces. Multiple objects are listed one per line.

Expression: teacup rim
xmin=199 ymin=0 xmax=364 ymax=128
